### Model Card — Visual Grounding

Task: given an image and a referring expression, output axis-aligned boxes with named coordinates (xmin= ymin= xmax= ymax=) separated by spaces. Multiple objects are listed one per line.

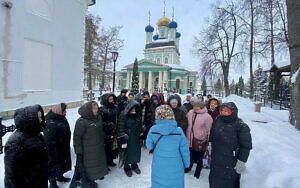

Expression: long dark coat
xmin=4 ymin=105 xmax=48 ymax=188
xmin=117 ymin=100 xmax=142 ymax=164
xmin=44 ymin=110 xmax=71 ymax=179
xmin=209 ymin=102 xmax=252 ymax=188
xmin=73 ymin=102 xmax=108 ymax=181
xmin=167 ymin=95 xmax=188 ymax=133
xmin=99 ymin=93 xmax=119 ymax=161
xmin=147 ymin=94 xmax=162 ymax=129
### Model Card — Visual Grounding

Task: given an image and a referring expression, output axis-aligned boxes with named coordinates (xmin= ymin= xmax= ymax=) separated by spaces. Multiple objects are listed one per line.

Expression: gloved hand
xmin=207 ymin=142 xmax=212 ymax=155
xmin=234 ymin=160 xmax=246 ymax=174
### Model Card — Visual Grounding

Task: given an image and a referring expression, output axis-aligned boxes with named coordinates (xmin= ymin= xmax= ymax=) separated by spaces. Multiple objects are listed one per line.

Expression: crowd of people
xmin=3 ymin=89 xmax=252 ymax=188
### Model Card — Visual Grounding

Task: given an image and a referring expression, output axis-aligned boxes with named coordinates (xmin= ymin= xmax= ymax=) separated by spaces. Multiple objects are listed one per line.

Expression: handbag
xmin=191 ymin=112 xmax=208 ymax=152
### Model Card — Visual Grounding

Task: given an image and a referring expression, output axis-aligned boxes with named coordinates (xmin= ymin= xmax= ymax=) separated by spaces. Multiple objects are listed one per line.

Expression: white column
xmin=126 ymin=72 xmax=130 ymax=89
xmin=139 ymin=71 xmax=143 ymax=90
xmin=158 ymin=71 xmax=163 ymax=92
xmin=163 ymin=71 xmax=169 ymax=90
xmin=148 ymin=71 xmax=153 ymax=92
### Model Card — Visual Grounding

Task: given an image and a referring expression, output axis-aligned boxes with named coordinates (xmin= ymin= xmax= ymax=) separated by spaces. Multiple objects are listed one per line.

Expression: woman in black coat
xmin=209 ymin=102 xmax=252 ymax=188
xmin=4 ymin=105 xmax=48 ymax=188
xmin=44 ymin=103 xmax=71 ymax=188
xmin=99 ymin=93 xmax=120 ymax=167
xmin=167 ymin=94 xmax=188 ymax=133
xmin=147 ymin=93 xmax=161 ymax=130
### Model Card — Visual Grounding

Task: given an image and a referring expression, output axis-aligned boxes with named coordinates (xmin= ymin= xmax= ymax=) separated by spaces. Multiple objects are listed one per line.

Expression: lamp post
xmin=111 ymin=51 xmax=119 ymax=93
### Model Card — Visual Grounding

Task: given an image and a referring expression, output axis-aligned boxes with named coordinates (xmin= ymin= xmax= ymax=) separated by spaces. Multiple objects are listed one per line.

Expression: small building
xmin=0 ymin=0 xmax=95 ymax=118
xmin=117 ymin=6 xmax=197 ymax=93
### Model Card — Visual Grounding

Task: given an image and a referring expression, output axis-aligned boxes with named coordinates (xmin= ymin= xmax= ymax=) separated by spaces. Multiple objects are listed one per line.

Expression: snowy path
xmin=1 ymin=95 xmax=300 ymax=188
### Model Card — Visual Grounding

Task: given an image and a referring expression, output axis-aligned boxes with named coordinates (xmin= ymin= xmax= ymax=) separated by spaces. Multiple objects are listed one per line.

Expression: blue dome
xmin=145 ymin=25 xmax=154 ymax=32
xmin=153 ymin=34 xmax=159 ymax=40
xmin=168 ymin=21 xmax=178 ymax=28
xmin=176 ymin=32 xmax=181 ymax=38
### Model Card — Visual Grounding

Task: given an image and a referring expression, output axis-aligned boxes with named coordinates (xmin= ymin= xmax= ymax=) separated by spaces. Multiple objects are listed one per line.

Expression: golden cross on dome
xmin=148 ymin=10 xmax=151 ymax=25
xmin=163 ymin=0 xmax=166 ymax=17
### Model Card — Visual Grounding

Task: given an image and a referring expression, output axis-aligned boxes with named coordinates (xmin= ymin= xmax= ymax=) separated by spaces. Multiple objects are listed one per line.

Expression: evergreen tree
xmin=238 ymin=76 xmax=245 ymax=96
xmin=131 ymin=58 xmax=139 ymax=94
xmin=235 ymin=83 xmax=239 ymax=95
xmin=201 ymin=78 xmax=207 ymax=91
xmin=229 ymin=79 xmax=235 ymax=94
xmin=253 ymin=64 xmax=268 ymax=97
xmin=214 ymin=78 xmax=223 ymax=95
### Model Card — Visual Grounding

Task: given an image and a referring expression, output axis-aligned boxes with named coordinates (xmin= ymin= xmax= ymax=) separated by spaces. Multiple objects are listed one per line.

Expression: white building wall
xmin=0 ymin=0 xmax=89 ymax=111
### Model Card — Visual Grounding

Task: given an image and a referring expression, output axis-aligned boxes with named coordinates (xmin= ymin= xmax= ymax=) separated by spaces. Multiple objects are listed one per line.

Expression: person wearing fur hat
xmin=99 ymin=93 xmax=120 ymax=167
xmin=117 ymin=100 xmax=142 ymax=177
xmin=209 ymin=102 xmax=252 ymax=188
xmin=117 ymin=89 xmax=128 ymax=112
xmin=4 ymin=105 xmax=48 ymax=188
xmin=146 ymin=105 xmax=190 ymax=188
xmin=186 ymin=101 xmax=213 ymax=179
xmin=167 ymin=95 xmax=188 ymax=133
xmin=44 ymin=103 xmax=71 ymax=188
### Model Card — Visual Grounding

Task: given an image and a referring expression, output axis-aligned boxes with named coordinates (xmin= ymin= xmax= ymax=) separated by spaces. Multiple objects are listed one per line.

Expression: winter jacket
xmin=147 ymin=94 xmax=162 ymax=128
xmin=117 ymin=100 xmax=142 ymax=164
xmin=157 ymin=93 xmax=167 ymax=105
xmin=44 ymin=110 xmax=71 ymax=179
xmin=167 ymin=95 xmax=188 ymax=132
xmin=206 ymin=98 xmax=220 ymax=121
xmin=183 ymin=102 xmax=193 ymax=114
xmin=146 ymin=119 xmax=190 ymax=188
xmin=186 ymin=107 xmax=213 ymax=147
xmin=117 ymin=95 xmax=128 ymax=112
xmin=209 ymin=102 xmax=252 ymax=182
xmin=73 ymin=102 xmax=108 ymax=180
xmin=4 ymin=105 xmax=48 ymax=188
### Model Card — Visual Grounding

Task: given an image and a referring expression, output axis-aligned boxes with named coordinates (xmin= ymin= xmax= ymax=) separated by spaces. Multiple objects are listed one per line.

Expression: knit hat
xmin=155 ymin=105 xmax=175 ymax=120
xmin=170 ymin=98 xmax=178 ymax=104
xmin=52 ymin=104 xmax=62 ymax=115
xmin=193 ymin=101 xmax=205 ymax=109
xmin=190 ymin=97 xmax=198 ymax=103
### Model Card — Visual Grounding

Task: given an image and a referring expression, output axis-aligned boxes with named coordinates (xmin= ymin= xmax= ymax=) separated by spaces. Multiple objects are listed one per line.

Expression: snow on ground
xmin=1 ymin=95 xmax=300 ymax=188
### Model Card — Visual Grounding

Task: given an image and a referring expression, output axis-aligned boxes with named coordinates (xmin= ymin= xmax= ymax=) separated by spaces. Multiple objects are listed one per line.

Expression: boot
xmin=57 ymin=175 xmax=71 ymax=182
xmin=185 ymin=162 xmax=193 ymax=173
xmin=107 ymin=160 xmax=117 ymax=167
xmin=49 ymin=179 xmax=59 ymax=188
xmin=131 ymin=164 xmax=141 ymax=174
xmin=194 ymin=164 xmax=202 ymax=179
xmin=124 ymin=164 xmax=132 ymax=177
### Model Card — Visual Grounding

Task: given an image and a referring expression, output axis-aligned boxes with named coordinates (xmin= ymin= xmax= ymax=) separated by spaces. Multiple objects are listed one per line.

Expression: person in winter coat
xmin=44 ymin=103 xmax=71 ymax=188
xmin=196 ymin=94 xmax=204 ymax=102
xmin=157 ymin=93 xmax=167 ymax=105
xmin=186 ymin=101 xmax=213 ymax=179
xmin=209 ymin=102 xmax=252 ymax=188
xmin=117 ymin=100 xmax=142 ymax=177
xmin=4 ymin=105 xmax=48 ymax=188
xmin=99 ymin=93 xmax=119 ymax=167
xmin=146 ymin=105 xmax=190 ymax=188
xmin=147 ymin=93 xmax=162 ymax=129
xmin=139 ymin=91 xmax=151 ymax=147
xmin=117 ymin=89 xmax=128 ymax=112
xmin=182 ymin=96 xmax=196 ymax=114
xmin=167 ymin=95 xmax=188 ymax=133
xmin=206 ymin=98 xmax=220 ymax=121
xmin=70 ymin=101 xmax=107 ymax=188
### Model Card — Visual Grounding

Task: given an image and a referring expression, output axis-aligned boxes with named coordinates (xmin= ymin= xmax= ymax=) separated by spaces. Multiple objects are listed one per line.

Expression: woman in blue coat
xmin=146 ymin=105 xmax=190 ymax=188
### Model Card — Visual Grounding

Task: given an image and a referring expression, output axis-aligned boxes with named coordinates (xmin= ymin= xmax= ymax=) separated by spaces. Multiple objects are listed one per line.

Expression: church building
xmin=117 ymin=5 xmax=197 ymax=94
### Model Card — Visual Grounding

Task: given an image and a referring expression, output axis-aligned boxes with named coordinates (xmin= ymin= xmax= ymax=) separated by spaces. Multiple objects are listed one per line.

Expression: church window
xmin=157 ymin=58 xmax=161 ymax=64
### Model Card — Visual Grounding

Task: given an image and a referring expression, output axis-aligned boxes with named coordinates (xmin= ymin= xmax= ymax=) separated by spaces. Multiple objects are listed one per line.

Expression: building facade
xmin=0 ymin=0 xmax=95 ymax=118
xmin=117 ymin=8 xmax=197 ymax=93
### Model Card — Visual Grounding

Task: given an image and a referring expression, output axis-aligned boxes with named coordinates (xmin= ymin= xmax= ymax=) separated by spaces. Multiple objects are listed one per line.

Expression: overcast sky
xmin=88 ymin=0 xmax=268 ymax=83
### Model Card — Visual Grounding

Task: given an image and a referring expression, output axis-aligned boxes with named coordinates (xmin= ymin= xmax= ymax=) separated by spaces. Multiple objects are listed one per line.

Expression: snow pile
xmin=1 ymin=95 xmax=300 ymax=187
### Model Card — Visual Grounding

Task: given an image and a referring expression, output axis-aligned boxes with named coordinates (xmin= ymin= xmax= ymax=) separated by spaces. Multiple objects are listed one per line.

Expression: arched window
xmin=165 ymin=57 xmax=168 ymax=64
xmin=176 ymin=78 xmax=180 ymax=89
xmin=157 ymin=58 xmax=160 ymax=64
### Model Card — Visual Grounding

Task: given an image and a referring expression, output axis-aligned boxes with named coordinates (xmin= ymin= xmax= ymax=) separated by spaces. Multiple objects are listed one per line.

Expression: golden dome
xmin=157 ymin=17 xmax=170 ymax=27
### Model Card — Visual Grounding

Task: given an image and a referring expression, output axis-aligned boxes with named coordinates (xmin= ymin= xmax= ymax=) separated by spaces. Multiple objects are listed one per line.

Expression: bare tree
xmin=193 ymin=2 xmax=244 ymax=96
xmin=286 ymin=0 xmax=300 ymax=130
xmin=84 ymin=14 xmax=101 ymax=91
xmin=95 ymin=26 xmax=124 ymax=95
